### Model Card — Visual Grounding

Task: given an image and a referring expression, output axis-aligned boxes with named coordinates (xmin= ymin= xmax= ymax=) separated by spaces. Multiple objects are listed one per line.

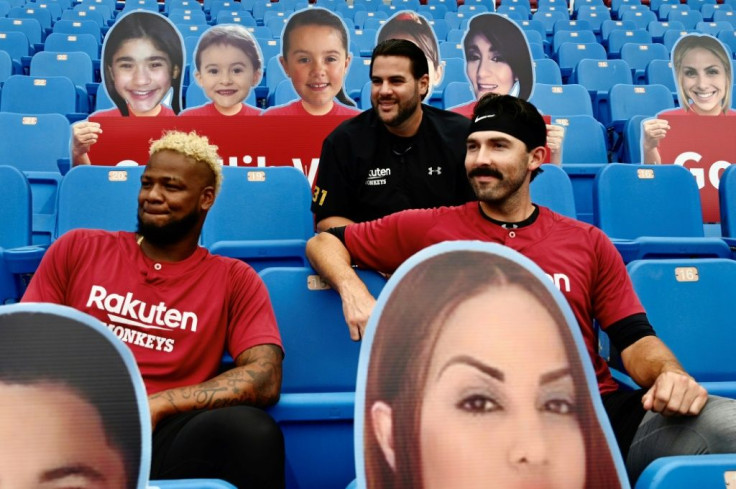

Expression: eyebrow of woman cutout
xmin=437 ymin=355 xmax=572 ymax=385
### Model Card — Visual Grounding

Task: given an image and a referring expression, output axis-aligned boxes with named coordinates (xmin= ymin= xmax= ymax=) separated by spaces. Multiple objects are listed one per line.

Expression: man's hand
xmin=546 ymin=123 xmax=564 ymax=165
xmin=641 ymin=369 xmax=708 ymax=416
xmin=148 ymin=392 xmax=176 ymax=432
xmin=341 ymin=288 xmax=376 ymax=341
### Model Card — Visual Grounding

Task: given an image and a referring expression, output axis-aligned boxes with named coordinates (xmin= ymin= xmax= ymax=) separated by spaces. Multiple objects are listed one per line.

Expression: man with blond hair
xmin=23 ymin=131 xmax=285 ymax=489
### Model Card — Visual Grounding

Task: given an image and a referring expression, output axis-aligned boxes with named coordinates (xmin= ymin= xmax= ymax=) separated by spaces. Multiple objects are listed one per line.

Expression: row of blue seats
xmin=3 ymin=162 xmax=736 ymax=298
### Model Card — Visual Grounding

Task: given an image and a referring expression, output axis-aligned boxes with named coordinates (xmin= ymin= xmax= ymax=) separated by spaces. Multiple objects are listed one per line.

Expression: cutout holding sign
xmin=640 ymin=34 xmax=734 ymax=222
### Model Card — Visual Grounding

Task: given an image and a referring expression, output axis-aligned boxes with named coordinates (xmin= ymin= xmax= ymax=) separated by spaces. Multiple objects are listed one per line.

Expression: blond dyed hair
xmin=149 ymin=130 xmax=223 ymax=195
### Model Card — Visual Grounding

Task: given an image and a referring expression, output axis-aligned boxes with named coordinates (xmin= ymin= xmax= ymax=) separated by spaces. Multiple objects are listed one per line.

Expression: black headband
xmin=467 ymin=111 xmax=546 ymax=150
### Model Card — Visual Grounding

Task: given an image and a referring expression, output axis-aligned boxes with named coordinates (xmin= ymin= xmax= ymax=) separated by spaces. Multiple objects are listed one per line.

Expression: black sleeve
xmin=312 ymin=133 xmax=354 ymax=223
xmin=606 ymin=312 xmax=656 ymax=354
xmin=325 ymin=226 xmax=347 ymax=245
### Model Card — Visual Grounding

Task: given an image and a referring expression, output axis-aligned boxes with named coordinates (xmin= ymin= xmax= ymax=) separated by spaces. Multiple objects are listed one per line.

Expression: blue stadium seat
xmin=646 ymin=59 xmax=676 ymax=102
xmin=8 ymin=6 xmax=52 ymax=32
xmin=0 ymin=17 xmax=42 ymax=46
xmin=650 ymin=0 xmax=679 ymax=16
xmin=634 ymin=455 xmax=736 ymax=489
xmin=0 ymin=112 xmax=70 ymax=173
xmin=261 ymin=266 xmax=387 ymax=489
xmin=529 ymin=83 xmax=594 ymax=117
xmin=556 ymin=41 xmax=606 ymax=80
xmin=0 ymin=165 xmax=31 ymax=250
xmin=717 ymin=29 xmax=736 ymax=56
xmin=534 ymin=57 xmax=563 ymax=84
xmin=577 ymin=6 xmax=611 ymax=36
xmin=44 ymin=32 xmax=100 ymax=63
xmin=607 ymin=29 xmax=653 ymax=57
xmin=52 ymin=19 xmax=101 ymax=43
xmin=0 ymin=29 xmax=29 ymax=70
xmin=702 ymin=3 xmax=733 ymax=21
xmin=662 ymin=28 xmax=694 ymax=51
xmin=55 ymin=165 xmax=144 ymax=238
xmin=430 ymin=56 xmax=465 ymax=103
xmin=616 ymin=3 xmax=647 ymax=20
xmin=497 ymin=4 xmax=531 ymax=20
xmin=562 ymin=163 xmax=604 ymax=223
xmin=593 ymin=164 xmax=731 ymax=262
xmin=620 ymin=42 xmax=670 ymax=84
xmin=600 ymin=19 xmax=636 ymax=46
xmin=575 ymin=58 xmax=633 ymax=124
xmin=529 ymin=163 xmax=577 ymax=217
xmin=718 ymin=164 xmax=736 ymax=253
xmin=553 ymin=115 xmax=608 ymax=163
xmin=622 ymin=114 xmax=647 ymax=163
xmin=201 ymin=167 xmax=314 ymax=272
xmin=442 ymin=80 xmax=473 ymax=112
xmin=30 ymin=51 xmax=94 ymax=112
xmin=660 ymin=2 xmax=691 ymax=21
xmin=608 ymin=83 xmax=674 ymax=145
xmin=552 ymin=29 xmax=597 ymax=55
xmin=60 ymin=9 xmax=106 ymax=30
xmin=696 ymin=20 xmax=734 ymax=35
xmin=1 ymin=75 xmax=85 ymax=120
xmin=553 ymin=18 xmax=592 ymax=33
xmin=625 ymin=259 xmax=736 ymax=397
xmin=351 ymin=27 xmax=376 ymax=58
xmin=0 ymin=50 xmax=13 ymax=83
xmin=272 ymin=78 xmax=299 ymax=107
xmin=667 ymin=8 xmax=704 ymax=29
xmin=345 ymin=56 xmax=371 ymax=104
xmin=647 ymin=19 xmax=686 ymax=42
xmin=215 ymin=10 xmax=257 ymax=25
xmin=621 ymin=8 xmax=658 ymax=29
xmin=169 ymin=7 xmax=207 ymax=24
xmin=0 ymin=166 xmax=35 ymax=304
xmin=265 ymin=55 xmax=287 ymax=105
xmin=532 ymin=9 xmax=569 ymax=37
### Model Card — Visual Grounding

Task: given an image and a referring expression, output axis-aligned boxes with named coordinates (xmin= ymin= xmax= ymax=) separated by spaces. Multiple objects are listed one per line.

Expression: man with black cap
xmin=311 ymin=38 xmax=474 ymax=232
xmin=306 ymin=92 xmax=736 ymax=484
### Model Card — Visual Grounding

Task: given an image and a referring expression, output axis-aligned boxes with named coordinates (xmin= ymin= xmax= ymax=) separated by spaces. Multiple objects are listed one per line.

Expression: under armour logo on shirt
xmin=428 ymin=167 xmax=442 ymax=176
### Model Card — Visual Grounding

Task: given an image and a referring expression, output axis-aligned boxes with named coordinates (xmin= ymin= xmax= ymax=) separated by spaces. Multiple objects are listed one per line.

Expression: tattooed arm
xmin=148 ymin=343 xmax=283 ymax=431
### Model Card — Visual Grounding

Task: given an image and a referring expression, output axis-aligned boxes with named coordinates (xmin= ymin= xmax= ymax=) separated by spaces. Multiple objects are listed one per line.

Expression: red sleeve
xmin=21 ymin=230 xmax=80 ymax=304
xmin=225 ymin=260 xmax=283 ymax=360
xmin=591 ymin=228 xmax=646 ymax=329
xmin=344 ymin=209 xmax=437 ymax=273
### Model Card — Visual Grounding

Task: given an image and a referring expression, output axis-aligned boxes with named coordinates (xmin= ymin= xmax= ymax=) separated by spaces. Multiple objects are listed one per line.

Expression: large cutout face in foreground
xmin=355 ymin=242 xmax=628 ymax=489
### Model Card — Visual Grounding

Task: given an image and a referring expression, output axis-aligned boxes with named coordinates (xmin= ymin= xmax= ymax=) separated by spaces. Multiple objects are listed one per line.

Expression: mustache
xmin=468 ymin=166 xmax=503 ymax=179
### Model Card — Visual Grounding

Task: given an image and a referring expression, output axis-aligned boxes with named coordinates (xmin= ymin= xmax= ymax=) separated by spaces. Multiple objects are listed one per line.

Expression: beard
xmin=467 ymin=165 xmax=527 ymax=205
xmin=372 ymin=89 xmax=421 ymax=128
xmin=136 ymin=207 xmax=200 ymax=247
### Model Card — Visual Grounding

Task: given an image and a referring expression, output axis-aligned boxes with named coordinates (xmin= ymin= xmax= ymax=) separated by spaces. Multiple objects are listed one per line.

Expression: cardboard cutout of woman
xmin=641 ymin=34 xmax=734 ymax=164
xmin=448 ymin=14 xmax=564 ymax=163
xmin=355 ymin=242 xmax=629 ymax=489
xmin=0 ymin=303 xmax=150 ymax=489
xmin=72 ymin=11 xmax=184 ymax=165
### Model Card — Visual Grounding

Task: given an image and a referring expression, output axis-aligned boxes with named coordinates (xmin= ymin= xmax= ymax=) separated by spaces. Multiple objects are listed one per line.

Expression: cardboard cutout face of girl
xmin=354 ymin=242 xmax=629 ymax=489
xmin=100 ymin=11 xmax=184 ymax=116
